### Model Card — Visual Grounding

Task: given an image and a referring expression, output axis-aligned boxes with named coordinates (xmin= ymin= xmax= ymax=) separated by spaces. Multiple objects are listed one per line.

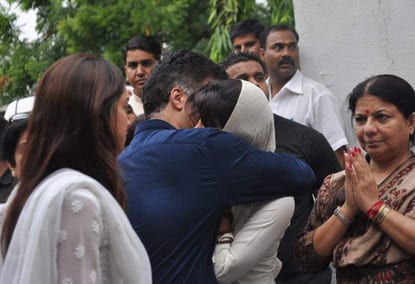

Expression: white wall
xmin=293 ymin=0 xmax=415 ymax=146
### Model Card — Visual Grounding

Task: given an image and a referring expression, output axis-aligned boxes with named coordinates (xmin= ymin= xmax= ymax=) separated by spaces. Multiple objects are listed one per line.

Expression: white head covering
xmin=218 ymin=81 xmax=288 ymax=282
xmin=4 ymin=96 xmax=35 ymax=121
xmin=223 ymin=80 xmax=275 ymax=152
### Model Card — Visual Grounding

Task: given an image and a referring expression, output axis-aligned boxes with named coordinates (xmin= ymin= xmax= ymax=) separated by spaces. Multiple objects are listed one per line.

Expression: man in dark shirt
xmin=0 ymin=168 xmax=13 ymax=203
xmin=118 ymin=50 xmax=316 ymax=284
xmin=0 ymin=116 xmax=14 ymax=203
xmin=220 ymin=52 xmax=341 ymax=284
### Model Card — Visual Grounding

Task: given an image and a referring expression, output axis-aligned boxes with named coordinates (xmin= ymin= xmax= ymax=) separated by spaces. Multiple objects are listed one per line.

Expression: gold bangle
xmin=373 ymin=204 xmax=386 ymax=221
xmin=373 ymin=205 xmax=391 ymax=225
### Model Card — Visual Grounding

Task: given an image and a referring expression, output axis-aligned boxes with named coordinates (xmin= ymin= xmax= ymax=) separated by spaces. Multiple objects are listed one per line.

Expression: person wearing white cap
xmin=190 ymin=79 xmax=297 ymax=283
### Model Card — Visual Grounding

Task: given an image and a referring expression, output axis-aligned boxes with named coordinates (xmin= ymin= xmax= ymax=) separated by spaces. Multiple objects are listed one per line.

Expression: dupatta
xmin=0 ymin=168 xmax=152 ymax=284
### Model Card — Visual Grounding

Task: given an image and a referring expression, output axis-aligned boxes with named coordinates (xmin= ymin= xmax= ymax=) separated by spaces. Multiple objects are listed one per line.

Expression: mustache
xmin=278 ymin=57 xmax=295 ymax=66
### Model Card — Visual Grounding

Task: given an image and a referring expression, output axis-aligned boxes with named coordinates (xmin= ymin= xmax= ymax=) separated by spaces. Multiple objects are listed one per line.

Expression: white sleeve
xmin=57 ymin=189 xmax=103 ymax=284
xmin=213 ymin=197 xmax=295 ymax=283
xmin=0 ymin=203 xmax=6 ymax=230
xmin=312 ymin=91 xmax=348 ymax=151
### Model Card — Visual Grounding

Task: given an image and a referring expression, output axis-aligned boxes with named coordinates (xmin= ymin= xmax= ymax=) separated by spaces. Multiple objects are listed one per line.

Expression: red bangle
xmin=367 ymin=200 xmax=385 ymax=219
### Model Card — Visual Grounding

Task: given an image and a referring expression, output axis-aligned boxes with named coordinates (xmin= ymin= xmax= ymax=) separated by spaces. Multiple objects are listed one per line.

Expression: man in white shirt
xmin=122 ymin=35 xmax=161 ymax=116
xmin=261 ymin=24 xmax=348 ymax=168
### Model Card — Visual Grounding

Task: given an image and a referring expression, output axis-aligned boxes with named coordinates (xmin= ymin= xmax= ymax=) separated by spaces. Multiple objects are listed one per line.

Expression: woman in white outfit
xmin=0 ymin=53 xmax=152 ymax=284
xmin=190 ymin=79 xmax=295 ymax=283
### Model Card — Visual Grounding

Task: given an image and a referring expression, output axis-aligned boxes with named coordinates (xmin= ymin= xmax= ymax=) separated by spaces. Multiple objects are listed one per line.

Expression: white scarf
xmin=218 ymin=81 xmax=285 ymax=282
xmin=223 ymin=80 xmax=275 ymax=152
xmin=0 ymin=168 xmax=152 ymax=284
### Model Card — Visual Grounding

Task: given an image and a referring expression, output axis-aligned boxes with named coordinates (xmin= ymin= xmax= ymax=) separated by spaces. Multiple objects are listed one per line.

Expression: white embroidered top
xmin=0 ymin=168 xmax=152 ymax=284
xmin=57 ymin=189 xmax=110 ymax=284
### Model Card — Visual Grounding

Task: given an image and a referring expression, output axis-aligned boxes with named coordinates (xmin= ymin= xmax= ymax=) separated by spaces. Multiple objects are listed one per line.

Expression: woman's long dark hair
xmin=1 ymin=53 xmax=126 ymax=252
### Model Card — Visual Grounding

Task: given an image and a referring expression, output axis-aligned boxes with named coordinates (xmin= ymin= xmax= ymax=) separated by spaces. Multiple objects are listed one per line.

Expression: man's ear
xmin=259 ymin=48 xmax=266 ymax=60
xmin=169 ymin=87 xmax=187 ymax=111
xmin=408 ymin=112 xmax=415 ymax=135
xmin=259 ymin=47 xmax=265 ymax=58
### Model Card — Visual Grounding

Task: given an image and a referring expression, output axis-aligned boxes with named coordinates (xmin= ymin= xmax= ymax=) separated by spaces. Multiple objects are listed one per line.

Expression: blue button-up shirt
xmin=118 ymin=119 xmax=315 ymax=284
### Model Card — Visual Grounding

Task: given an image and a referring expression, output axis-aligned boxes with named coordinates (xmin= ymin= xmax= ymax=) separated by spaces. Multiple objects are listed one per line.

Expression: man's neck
xmin=133 ymin=89 xmax=143 ymax=100
xmin=149 ymin=111 xmax=182 ymax=129
xmin=269 ymin=72 xmax=296 ymax=98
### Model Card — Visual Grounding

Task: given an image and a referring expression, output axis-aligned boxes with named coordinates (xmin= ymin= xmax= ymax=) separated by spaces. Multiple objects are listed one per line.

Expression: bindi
xmin=365 ymin=109 xmax=370 ymax=115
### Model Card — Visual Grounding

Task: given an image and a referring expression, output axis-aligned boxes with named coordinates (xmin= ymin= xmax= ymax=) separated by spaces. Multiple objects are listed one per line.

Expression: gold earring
xmin=11 ymin=169 xmax=15 ymax=177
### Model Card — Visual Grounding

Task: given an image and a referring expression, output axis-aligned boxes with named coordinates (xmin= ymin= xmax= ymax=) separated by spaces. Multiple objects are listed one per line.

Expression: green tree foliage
xmin=0 ymin=1 xmax=65 ymax=105
xmin=0 ymin=0 xmax=293 ymax=104
xmin=57 ymin=0 xmax=212 ymax=67
xmin=207 ymin=0 xmax=246 ymax=63
xmin=208 ymin=0 xmax=294 ymax=62
xmin=268 ymin=0 xmax=294 ymax=24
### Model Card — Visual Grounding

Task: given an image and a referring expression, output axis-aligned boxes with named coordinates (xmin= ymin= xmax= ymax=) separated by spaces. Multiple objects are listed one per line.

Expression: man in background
xmin=122 ymin=35 xmax=162 ymax=116
xmin=230 ymin=19 xmax=264 ymax=56
xmin=0 ymin=116 xmax=13 ymax=202
xmin=261 ymin=24 xmax=348 ymax=168
xmin=220 ymin=52 xmax=339 ymax=284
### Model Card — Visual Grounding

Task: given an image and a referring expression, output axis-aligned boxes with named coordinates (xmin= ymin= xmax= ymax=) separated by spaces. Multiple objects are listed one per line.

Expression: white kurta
xmin=127 ymin=85 xmax=145 ymax=117
xmin=0 ymin=168 xmax=152 ymax=284
xmin=213 ymin=80 xmax=295 ymax=284
xmin=214 ymin=198 xmax=294 ymax=284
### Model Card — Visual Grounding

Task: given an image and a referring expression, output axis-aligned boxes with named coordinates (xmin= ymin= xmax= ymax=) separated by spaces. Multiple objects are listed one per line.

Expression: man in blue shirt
xmin=118 ymin=50 xmax=315 ymax=284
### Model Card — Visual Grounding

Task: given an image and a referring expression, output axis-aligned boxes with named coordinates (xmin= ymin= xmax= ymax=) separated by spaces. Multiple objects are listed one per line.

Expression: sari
xmin=295 ymin=154 xmax=415 ymax=283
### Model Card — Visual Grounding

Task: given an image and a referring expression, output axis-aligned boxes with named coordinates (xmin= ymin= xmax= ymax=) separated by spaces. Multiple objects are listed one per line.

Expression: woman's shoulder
xmin=30 ymin=168 xmax=108 ymax=214
xmin=63 ymin=187 xmax=101 ymax=213
xmin=381 ymin=155 xmax=415 ymax=192
xmin=45 ymin=168 xmax=98 ymax=184
xmin=40 ymin=168 xmax=106 ymax=195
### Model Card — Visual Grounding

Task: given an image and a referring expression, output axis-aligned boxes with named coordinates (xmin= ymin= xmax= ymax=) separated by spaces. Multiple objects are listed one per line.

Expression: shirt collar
xmin=267 ymin=69 xmax=304 ymax=99
xmin=136 ymin=119 xmax=176 ymax=132
xmin=130 ymin=94 xmax=143 ymax=103
xmin=283 ymin=69 xmax=303 ymax=95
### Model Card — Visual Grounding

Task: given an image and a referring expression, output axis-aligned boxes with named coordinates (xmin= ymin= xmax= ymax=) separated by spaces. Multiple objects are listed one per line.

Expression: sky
xmin=0 ymin=0 xmax=38 ymax=41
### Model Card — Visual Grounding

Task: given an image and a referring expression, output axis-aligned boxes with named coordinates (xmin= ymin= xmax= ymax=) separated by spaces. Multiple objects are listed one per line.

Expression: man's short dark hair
xmin=0 ymin=118 xmax=29 ymax=166
xmin=143 ymin=50 xmax=228 ymax=116
xmin=219 ymin=52 xmax=266 ymax=74
xmin=230 ymin=19 xmax=265 ymax=43
xmin=122 ymin=35 xmax=162 ymax=63
xmin=260 ymin=24 xmax=299 ymax=49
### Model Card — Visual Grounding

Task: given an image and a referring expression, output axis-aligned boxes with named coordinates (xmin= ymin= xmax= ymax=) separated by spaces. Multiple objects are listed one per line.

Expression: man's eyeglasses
xmin=8 ymin=112 xmax=30 ymax=123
